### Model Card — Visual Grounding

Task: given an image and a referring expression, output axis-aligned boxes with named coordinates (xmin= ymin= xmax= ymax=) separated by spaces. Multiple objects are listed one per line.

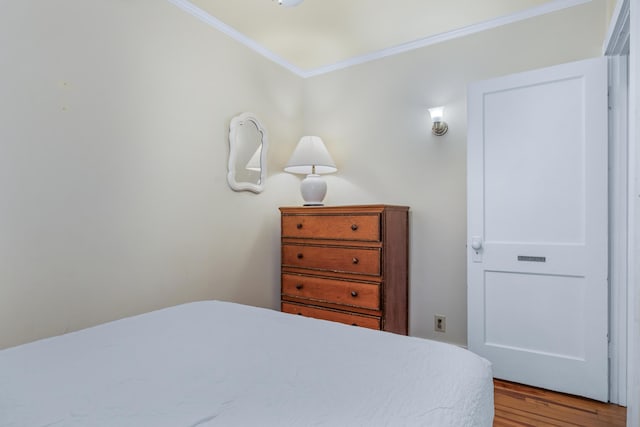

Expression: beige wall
xmin=0 ymin=0 xmax=611 ymax=349
xmin=0 ymin=0 xmax=304 ymax=349
xmin=302 ymin=1 xmax=611 ymax=345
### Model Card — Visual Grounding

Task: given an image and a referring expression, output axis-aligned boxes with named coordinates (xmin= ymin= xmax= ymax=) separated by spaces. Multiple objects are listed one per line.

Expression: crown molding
xmin=168 ymin=0 xmax=592 ymax=79
xmin=305 ymin=0 xmax=592 ymax=77
xmin=166 ymin=0 xmax=305 ymax=76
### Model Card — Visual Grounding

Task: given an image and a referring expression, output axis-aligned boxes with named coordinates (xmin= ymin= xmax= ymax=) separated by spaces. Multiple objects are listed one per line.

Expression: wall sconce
xmin=428 ymin=106 xmax=448 ymax=136
xmin=284 ymin=136 xmax=337 ymax=206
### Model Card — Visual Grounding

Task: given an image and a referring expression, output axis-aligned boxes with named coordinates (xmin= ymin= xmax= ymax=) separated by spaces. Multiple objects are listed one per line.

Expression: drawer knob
xmin=352 ymin=257 xmax=359 ymax=264
xmin=296 ymin=223 xmax=303 ymax=229
xmin=297 ymin=253 xmax=304 ymax=259
xmin=297 ymin=312 xmax=303 ymax=316
xmin=351 ymin=323 xmax=358 ymax=326
xmin=351 ymin=224 xmax=358 ymax=231
xmin=351 ymin=291 xmax=358 ymax=297
xmin=295 ymin=283 xmax=303 ymax=290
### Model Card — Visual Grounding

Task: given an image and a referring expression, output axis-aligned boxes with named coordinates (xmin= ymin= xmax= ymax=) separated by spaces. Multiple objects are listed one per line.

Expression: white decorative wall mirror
xmin=227 ymin=112 xmax=268 ymax=193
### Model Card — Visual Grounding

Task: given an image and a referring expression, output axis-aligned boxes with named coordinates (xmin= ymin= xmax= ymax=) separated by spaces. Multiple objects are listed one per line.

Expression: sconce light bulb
xmin=428 ymin=106 xmax=445 ymax=123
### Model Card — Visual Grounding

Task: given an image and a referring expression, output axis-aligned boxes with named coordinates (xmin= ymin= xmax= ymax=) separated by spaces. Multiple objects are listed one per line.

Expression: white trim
xmin=168 ymin=0 xmax=591 ymax=79
xmin=165 ymin=0 xmax=305 ymax=77
xmin=626 ymin=0 xmax=639 ymax=423
xmin=607 ymin=54 xmax=629 ymax=406
xmin=606 ymin=0 xmax=640 ymax=424
xmin=603 ymin=0 xmax=630 ymax=55
xmin=305 ymin=0 xmax=591 ymax=77
xmin=605 ymin=0 xmax=631 ymax=408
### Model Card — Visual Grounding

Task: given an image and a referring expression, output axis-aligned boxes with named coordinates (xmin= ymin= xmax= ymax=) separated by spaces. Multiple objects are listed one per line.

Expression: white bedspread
xmin=0 ymin=301 xmax=493 ymax=426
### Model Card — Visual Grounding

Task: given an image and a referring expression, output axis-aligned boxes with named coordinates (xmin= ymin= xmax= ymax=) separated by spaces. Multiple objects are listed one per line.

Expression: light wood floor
xmin=494 ymin=379 xmax=626 ymax=426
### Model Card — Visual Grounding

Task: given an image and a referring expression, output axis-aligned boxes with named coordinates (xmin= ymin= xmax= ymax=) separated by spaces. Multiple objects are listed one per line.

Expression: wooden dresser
xmin=279 ymin=205 xmax=409 ymax=335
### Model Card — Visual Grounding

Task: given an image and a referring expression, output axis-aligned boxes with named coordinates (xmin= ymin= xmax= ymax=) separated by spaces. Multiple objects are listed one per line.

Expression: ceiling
xmin=178 ymin=0 xmax=597 ymax=75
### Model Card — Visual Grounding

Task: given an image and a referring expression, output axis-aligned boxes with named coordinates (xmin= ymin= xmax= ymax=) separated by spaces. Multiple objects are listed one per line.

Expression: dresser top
xmin=279 ymin=204 xmax=409 ymax=214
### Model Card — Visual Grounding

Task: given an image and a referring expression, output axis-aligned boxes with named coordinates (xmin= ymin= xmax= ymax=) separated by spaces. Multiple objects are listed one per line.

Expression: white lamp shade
xmin=284 ymin=136 xmax=337 ymax=175
xmin=428 ymin=106 xmax=445 ymax=122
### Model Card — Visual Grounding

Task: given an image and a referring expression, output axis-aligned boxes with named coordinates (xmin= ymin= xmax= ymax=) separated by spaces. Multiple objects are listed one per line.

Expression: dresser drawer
xmin=282 ymin=214 xmax=380 ymax=241
xmin=282 ymin=302 xmax=381 ymax=330
xmin=282 ymin=274 xmax=380 ymax=310
xmin=282 ymin=244 xmax=381 ymax=275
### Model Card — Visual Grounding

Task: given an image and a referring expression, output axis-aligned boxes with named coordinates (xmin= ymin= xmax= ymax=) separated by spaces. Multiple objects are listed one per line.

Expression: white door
xmin=467 ymin=57 xmax=608 ymax=402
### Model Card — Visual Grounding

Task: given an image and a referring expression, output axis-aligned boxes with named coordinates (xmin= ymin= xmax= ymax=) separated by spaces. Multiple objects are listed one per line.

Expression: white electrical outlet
xmin=434 ymin=315 xmax=446 ymax=332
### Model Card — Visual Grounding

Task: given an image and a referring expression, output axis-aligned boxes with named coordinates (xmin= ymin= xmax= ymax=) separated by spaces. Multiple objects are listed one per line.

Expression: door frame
xmin=603 ymin=0 xmax=638 ymax=424
xmin=626 ymin=0 xmax=639 ymax=424
xmin=607 ymin=54 xmax=628 ymax=406
xmin=604 ymin=0 xmax=629 ymax=406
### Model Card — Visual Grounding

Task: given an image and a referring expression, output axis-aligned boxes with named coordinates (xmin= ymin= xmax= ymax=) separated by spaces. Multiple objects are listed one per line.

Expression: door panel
xmin=484 ymin=272 xmax=586 ymax=358
xmin=483 ymin=78 xmax=586 ymax=244
xmin=467 ymin=57 xmax=608 ymax=401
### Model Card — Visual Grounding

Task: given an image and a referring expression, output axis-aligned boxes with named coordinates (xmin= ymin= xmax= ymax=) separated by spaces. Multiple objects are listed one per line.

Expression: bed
xmin=0 ymin=301 xmax=494 ymax=426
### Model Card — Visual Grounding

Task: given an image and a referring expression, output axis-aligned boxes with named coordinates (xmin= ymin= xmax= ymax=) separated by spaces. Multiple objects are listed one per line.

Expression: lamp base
xmin=300 ymin=174 xmax=327 ymax=206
